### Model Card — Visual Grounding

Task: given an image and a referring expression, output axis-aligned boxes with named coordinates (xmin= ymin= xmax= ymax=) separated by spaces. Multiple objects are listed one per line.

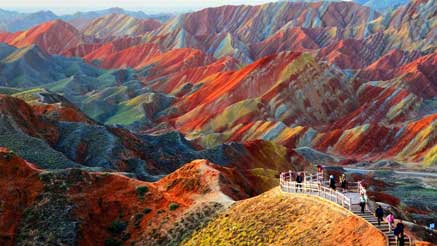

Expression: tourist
xmin=317 ymin=165 xmax=323 ymax=173
xmin=375 ymin=205 xmax=384 ymax=225
xmin=386 ymin=213 xmax=395 ymax=232
xmin=329 ymin=175 xmax=336 ymax=190
xmin=340 ymin=173 xmax=347 ymax=192
xmin=397 ymin=220 xmax=405 ymax=234
xmin=394 ymin=220 xmax=405 ymax=237
xmin=295 ymin=172 xmax=303 ymax=192
xmin=359 ymin=193 xmax=367 ymax=213
xmin=397 ymin=232 xmax=405 ymax=246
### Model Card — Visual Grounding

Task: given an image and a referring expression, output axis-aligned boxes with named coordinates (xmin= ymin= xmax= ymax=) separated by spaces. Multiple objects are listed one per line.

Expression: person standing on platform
xmin=329 ymin=175 xmax=336 ymax=190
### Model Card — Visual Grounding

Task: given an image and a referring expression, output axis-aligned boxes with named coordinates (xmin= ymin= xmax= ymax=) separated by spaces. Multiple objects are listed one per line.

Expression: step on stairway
xmin=351 ymin=206 xmax=410 ymax=246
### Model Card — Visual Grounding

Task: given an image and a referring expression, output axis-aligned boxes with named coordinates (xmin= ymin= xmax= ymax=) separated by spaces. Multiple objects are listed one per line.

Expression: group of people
xmin=328 ymin=173 xmax=347 ymax=192
xmin=292 ymin=168 xmax=350 ymax=193
xmin=377 ymin=206 xmax=406 ymax=245
xmin=291 ymin=168 xmax=408 ymax=246
xmin=291 ymin=169 xmax=408 ymax=245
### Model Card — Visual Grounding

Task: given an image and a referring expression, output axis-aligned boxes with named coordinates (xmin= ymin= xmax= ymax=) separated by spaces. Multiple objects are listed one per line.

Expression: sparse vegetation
xmin=136 ymin=186 xmax=149 ymax=200
xmin=133 ymin=213 xmax=144 ymax=227
xmin=107 ymin=219 xmax=127 ymax=234
xmin=183 ymin=188 xmax=386 ymax=246
xmin=3 ymin=150 xmax=15 ymax=160
xmin=104 ymin=238 xmax=122 ymax=246
xmin=169 ymin=202 xmax=180 ymax=211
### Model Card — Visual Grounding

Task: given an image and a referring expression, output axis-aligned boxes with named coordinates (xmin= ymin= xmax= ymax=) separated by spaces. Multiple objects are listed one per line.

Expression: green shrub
xmin=143 ymin=208 xmax=152 ymax=214
xmin=133 ymin=213 xmax=144 ymax=227
xmin=4 ymin=151 xmax=15 ymax=160
xmin=136 ymin=186 xmax=149 ymax=200
xmin=104 ymin=238 xmax=122 ymax=246
xmin=107 ymin=219 xmax=127 ymax=234
xmin=169 ymin=202 xmax=179 ymax=211
xmin=121 ymin=232 xmax=131 ymax=241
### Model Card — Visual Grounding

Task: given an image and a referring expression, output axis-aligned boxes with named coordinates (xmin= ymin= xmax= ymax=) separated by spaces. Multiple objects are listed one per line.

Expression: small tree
xmin=107 ymin=219 xmax=127 ymax=234
xmin=136 ymin=186 xmax=149 ymax=200
xmin=4 ymin=151 xmax=15 ymax=161
xmin=104 ymin=238 xmax=122 ymax=246
xmin=169 ymin=202 xmax=179 ymax=211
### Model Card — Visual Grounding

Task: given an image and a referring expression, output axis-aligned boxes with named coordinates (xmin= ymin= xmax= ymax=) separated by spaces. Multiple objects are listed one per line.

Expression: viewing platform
xmin=280 ymin=171 xmax=411 ymax=246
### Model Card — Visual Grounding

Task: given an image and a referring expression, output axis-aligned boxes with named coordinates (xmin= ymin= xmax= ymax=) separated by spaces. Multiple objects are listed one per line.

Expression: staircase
xmin=350 ymin=204 xmax=410 ymax=246
xmin=280 ymin=171 xmax=412 ymax=246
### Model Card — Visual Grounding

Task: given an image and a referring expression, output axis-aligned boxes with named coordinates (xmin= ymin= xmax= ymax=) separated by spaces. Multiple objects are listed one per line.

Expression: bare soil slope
xmin=184 ymin=187 xmax=386 ymax=246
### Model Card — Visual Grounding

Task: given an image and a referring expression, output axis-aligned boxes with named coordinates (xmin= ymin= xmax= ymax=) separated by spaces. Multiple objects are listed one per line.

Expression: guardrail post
xmin=287 ymin=180 xmax=290 ymax=193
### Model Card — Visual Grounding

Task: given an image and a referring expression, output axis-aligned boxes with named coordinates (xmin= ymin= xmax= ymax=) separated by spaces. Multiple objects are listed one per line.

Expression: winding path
xmin=280 ymin=171 xmax=411 ymax=246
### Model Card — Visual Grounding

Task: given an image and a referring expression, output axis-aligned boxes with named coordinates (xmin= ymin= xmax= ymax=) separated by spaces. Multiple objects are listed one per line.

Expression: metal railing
xmin=280 ymin=171 xmax=412 ymax=246
xmin=280 ymin=172 xmax=352 ymax=210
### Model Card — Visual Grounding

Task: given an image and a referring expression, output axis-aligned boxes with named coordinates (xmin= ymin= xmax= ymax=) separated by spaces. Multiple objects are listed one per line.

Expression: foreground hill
xmin=183 ymin=187 xmax=386 ymax=246
xmin=0 ymin=149 xmax=265 ymax=245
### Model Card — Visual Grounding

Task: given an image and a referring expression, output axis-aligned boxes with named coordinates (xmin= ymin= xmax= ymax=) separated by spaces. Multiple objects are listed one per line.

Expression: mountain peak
xmin=0 ymin=19 xmax=83 ymax=54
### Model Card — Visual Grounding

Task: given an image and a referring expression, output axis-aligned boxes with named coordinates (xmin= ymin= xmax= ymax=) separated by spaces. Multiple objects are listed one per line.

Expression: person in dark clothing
xmin=375 ymin=205 xmax=384 ymax=225
xmin=394 ymin=220 xmax=405 ymax=237
xmin=329 ymin=175 xmax=336 ymax=190
xmin=295 ymin=172 xmax=303 ymax=192
xmin=397 ymin=220 xmax=405 ymax=234
xmin=359 ymin=193 xmax=366 ymax=213
xmin=397 ymin=232 xmax=405 ymax=246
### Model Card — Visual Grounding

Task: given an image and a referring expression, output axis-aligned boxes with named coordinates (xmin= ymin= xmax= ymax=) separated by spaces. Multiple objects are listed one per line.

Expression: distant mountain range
xmin=0 ymin=7 xmax=172 ymax=32
xmin=0 ymin=1 xmax=413 ymax=32
xmin=0 ymin=9 xmax=57 ymax=32
xmin=284 ymin=0 xmax=410 ymax=12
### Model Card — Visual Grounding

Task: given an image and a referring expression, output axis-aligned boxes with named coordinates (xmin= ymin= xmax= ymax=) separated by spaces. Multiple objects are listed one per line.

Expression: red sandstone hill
xmin=0 ymin=148 xmax=43 ymax=244
xmin=0 ymin=20 xmax=86 ymax=54
xmin=358 ymin=49 xmax=424 ymax=81
xmin=165 ymin=52 xmax=357 ymax=132
xmin=312 ymin=113 xmax=437 ymax=165
xmin=60 ymin=36 xmax=143 ymax=58
xmin=145 ymin=1 xmax=377 ymax=54
xmin=0 ymin=94 xmax=59 ymax=144
xmin=134 ymin=48 xmax=216 ymax=76
xmin=88 ymin=42 xmax=162 ymax=69
xmin=0 ymin=149 xmax=277 ymax=245
xmin=81 ymin=13 xmax=161 ymax=39
xmin=359 ymin=52 xmax=437 ymax=98
xmin=148 ymin=56 xmax=240 ymax=96
xmin=0 ymin=0 xmax=430 ymax=74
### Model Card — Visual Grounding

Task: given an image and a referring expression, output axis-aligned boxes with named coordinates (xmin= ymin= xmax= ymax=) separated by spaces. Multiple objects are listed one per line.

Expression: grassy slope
xmin=184 ymin=187 xmax=386 ymax=246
